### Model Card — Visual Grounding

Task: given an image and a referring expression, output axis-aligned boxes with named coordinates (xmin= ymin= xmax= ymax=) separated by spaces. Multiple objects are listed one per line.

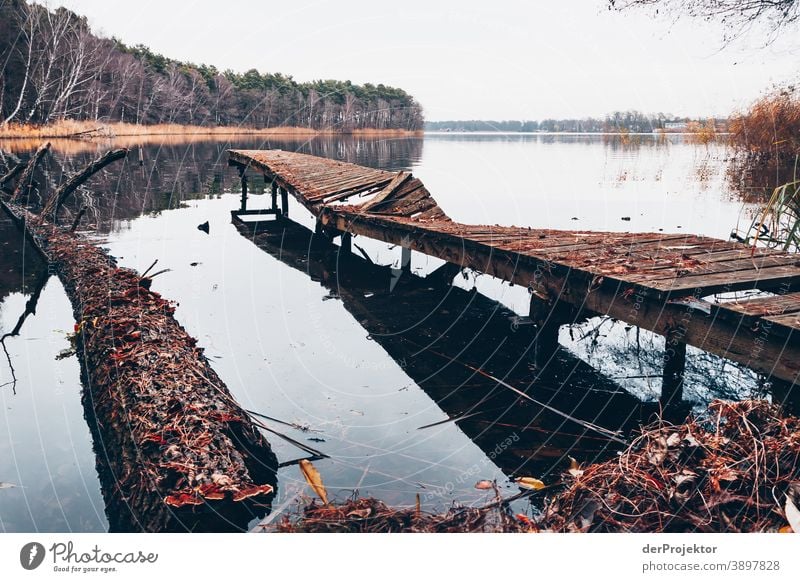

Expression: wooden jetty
xmin=228 ymin=149 xmax=800 ymax=407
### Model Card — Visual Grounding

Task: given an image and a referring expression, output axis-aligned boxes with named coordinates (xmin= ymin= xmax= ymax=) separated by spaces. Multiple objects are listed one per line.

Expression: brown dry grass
xmin=728 ymin=87 xmax=800 ymax=196
xmin=0 ymin=122 xmax=421 ymax=155
xmin=0 ymin=120 xmax=421 ymax=140
xmin=730 ymin=88 xmax=800 ymax=158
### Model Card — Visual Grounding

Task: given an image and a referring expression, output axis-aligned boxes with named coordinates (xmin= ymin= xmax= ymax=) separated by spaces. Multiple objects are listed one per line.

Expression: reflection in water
xmin=3 ymin=136 xmax=424 ymax=232
xmin=0 ymin=216 xmax=46 ymax=303
xmin=233 ymin=217 xmax=667 ymax=484
xmin=0 ymin=133 xmax=770 ymax=531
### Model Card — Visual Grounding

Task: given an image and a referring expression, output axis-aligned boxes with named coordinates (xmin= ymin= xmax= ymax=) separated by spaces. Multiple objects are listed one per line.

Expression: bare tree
xmin=2 ymin=4 xmax=34 ymax=125
xmin=609 ymin=0 xmax=800 ymax=38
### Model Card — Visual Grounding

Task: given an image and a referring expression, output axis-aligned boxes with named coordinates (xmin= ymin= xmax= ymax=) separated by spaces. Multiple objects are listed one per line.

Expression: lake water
xmin=0 ymin=133 xmax=765 ymax=532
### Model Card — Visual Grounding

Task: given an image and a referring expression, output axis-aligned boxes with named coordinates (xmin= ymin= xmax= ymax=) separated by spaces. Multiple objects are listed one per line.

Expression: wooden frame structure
xmin=228 ymin=149 xmax=800 ymax=408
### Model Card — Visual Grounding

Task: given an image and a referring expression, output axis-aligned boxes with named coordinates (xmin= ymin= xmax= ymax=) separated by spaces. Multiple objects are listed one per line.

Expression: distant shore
xmin=0 ymin=120 xmax=423 ymax=140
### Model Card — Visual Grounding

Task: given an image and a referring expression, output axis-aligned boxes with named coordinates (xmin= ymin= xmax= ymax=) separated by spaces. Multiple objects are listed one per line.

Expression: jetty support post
xmin=771 ymin=377 xmax=799 ymax=415
xmin=280 ymin=186 xmax=289 ymax=217
xmin=238 ymin=166 xmax=248 ymax=212
xmin=400 ymin=245 xmax=411 ymax=274
xmin=340 ymin=232 xmax=352 ymax=256
xmin=270 ymin=179 xmax=279 ymax=214
xmin=529 ymin=292 xmax=572 ymax=367
xmin=660 ymin=326 xmax=687 ymax=408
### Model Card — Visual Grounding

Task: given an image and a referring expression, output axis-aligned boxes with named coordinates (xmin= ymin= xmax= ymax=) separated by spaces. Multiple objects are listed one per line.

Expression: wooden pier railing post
xmin=238 ymin=167 xmax=248 ymax=212
xmin=661 ymin=327 xmax=687 ymax=407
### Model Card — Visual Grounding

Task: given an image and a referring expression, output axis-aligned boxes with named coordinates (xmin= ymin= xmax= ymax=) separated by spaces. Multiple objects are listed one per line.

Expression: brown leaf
xmin=516 ymin=477 xmax=546 ymax=490
xmin=299 ymin=459 xmax=328 ymax=505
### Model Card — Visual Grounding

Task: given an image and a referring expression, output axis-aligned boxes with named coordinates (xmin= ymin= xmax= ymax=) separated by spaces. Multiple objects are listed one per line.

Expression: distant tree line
xmin=426 ymin=112 xmax=726 ymax=132
xmin=0 ymin=0 xmax=423 ymax=130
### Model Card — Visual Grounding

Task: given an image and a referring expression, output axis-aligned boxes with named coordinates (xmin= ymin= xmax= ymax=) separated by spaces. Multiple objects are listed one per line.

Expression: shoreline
xmin=0 ymin=120 xmax=423 ymax=140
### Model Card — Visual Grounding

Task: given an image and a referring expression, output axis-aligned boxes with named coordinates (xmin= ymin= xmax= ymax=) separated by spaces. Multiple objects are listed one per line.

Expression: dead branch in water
xmin=11 ymin=141 xmax=50 ymax=203
xmin=0 ymin=162 xmax=24 ymax=191
xmin=0 ymin=272 xmax=49 ymax=394
xmin=40 ymin=148 xmax=128 ymax=223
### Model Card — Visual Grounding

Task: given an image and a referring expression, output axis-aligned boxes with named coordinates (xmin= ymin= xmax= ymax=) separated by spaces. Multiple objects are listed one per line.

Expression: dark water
xmin=0 ymin=133 xmax=765 ymax=532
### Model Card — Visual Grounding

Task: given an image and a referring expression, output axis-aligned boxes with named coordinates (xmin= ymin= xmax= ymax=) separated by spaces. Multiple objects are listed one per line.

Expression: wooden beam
xmin=320 ymin=208 xmax=800 ymax=384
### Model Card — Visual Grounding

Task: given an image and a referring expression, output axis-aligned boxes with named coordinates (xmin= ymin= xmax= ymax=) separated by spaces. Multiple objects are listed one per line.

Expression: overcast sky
xmin=51 ymin=0 xmax=800 ymax=121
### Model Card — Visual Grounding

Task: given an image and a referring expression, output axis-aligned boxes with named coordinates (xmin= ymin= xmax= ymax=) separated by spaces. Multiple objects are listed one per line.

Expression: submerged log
xmin=0 ymin=199 xmax=278 ymax=532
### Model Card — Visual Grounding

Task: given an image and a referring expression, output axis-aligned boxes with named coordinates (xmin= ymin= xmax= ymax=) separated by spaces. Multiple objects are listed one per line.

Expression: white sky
xmin=51 ymin=0 xmax=800 ymax=120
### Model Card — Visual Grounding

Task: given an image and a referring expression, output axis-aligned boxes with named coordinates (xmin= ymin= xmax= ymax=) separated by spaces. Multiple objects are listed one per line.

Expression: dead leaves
xmin=541 ymin=400 xmax=800 ymax=532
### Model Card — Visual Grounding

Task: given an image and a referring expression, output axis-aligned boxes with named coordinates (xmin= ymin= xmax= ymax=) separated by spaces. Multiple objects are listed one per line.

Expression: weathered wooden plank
xmin=306 ymin=171 xmax=386 ymax=195
xmin=763 ymin=311 xmax=800 ymax=331
xmin=311 ymin=176 xmax=392 ymax=201
xmin=369 ymin=185 xmax=429 ymax=213
xmin=646 ymin=264 xmax=800 ymax=295
xmin=631 ymin=255 xmax=800 ymax=282
xmin=360 ymin=172 xmax=412 ymax=212
xmin=719 ymin=292 xmax=800 ymax=317
xmin=321 ymin=182 xmax=392 ymax=205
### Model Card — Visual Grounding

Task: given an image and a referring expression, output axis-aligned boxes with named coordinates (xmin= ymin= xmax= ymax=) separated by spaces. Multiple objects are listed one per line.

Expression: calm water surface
xmin=0 ymin=133 xmax=763 ymax=531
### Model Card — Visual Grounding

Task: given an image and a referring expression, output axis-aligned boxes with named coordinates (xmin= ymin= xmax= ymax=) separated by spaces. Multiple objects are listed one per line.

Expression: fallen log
xmin=0 ymin=198 xmax=278 ymax=532
xmin=40 ymin=148 xmax=128 ymax=223
xmin=11 ymin=141 xmax=50 ymax=203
